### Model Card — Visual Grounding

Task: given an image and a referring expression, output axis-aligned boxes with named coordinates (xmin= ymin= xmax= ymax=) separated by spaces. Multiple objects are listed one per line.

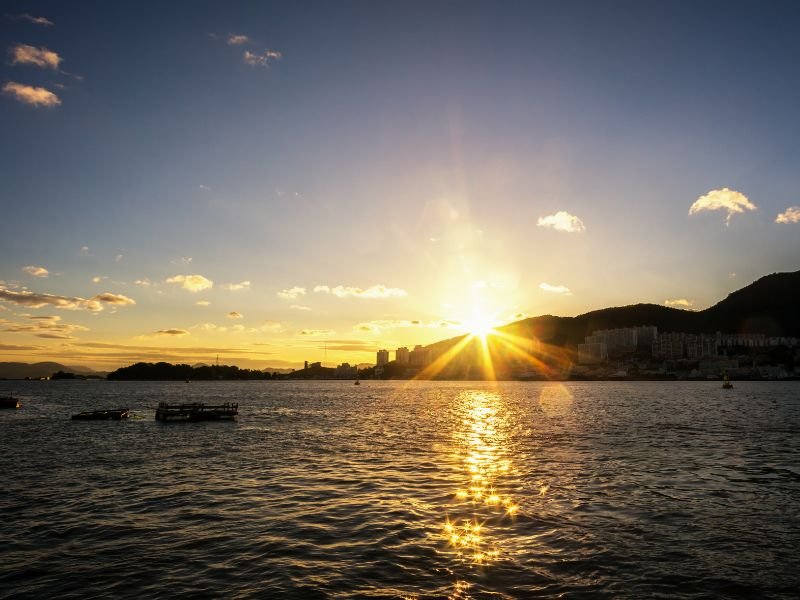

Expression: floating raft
xmin=155 ymin=401 xmax=238 ymax=422
xmin=72 ymin=408 xmax=129 ymax=420
xmin=0 ymin=395 xmax=20 ymax=409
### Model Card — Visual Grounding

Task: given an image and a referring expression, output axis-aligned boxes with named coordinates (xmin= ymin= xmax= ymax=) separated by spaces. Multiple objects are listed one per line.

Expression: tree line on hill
xmin=106 ymin=362 xmax=283 ymax=380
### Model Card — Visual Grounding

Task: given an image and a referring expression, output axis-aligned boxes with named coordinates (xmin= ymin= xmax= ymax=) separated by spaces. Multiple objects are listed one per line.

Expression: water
xmin=1 ymin=380 xmax=798 ymax=599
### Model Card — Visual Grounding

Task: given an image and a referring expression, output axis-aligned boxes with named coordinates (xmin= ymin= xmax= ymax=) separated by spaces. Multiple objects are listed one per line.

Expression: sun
xmin=463 ymin=313 xmax=497 ymax=339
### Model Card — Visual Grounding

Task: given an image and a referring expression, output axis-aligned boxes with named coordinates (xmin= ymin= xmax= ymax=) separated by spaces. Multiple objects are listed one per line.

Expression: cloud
xmin=300 ymin=329 xmax=334 ymax=336
xmin=92 ymin=293 xmax=136 ymax=306
xmin=278 ymin=286 xmax=305 ymax=299
xmin=227 ymin=311 xmax=243 ymax=319
xmin=9 ymin=44 xmax=62 ymax=69
xmin=290 ymin=304 xmax=311 ymax=311
xmin=196 ymin=300 xmax=211 ymax=306
xmin=314 ymin=284 xmax=408 ymax=299
xmin=243 ymin=49 xmax=282 ymax=67
xmin=22 ymin=265 xmax=49 ymax=277
xmin=689 ymin=188 xmax=757 ymax=225
xmin=221 ymin=280 xmax=250 ymax=291
xmin=537 ymin=211 xmax=586 ymax=233
xmin=91 ymin=276 xmax=107 ymax=284
xmin=2 ymin=82 xmax=61 ymax=107
xmin=199 ymin=184 xmax=211 ymax=191
xmin=8 ymin=14 xmax=54 ymax=26
xmin=171 ymin=256 xmax=193 ymax=265
xmin=134 ymin=278 xmax=152 ymax=287
xmin=0 ymin=343 xmax=43 ymax=350
xmin=227 ymin=34 xmax=249 ymax=45
xmin=155 ymin=329 xmax=189 ymax=336
xmin=115 ymin=254 xmax=123 ymax=262
xmin=79 ymin=246 xmax=90 ymax=255
xmin=3 ymin=314 xmax=89 ymax=339
xmin=775 ymin=206 xmax=800 ymax=224
xmin=166 ymin=274 xmax=213 ymax=292
xmin=0 ymin=285 xmax=136 ymax=311
xmin=539 ymin=282 xmax=572 ymax=295
xmin=665 ymin=298 xmax=693 ymax=308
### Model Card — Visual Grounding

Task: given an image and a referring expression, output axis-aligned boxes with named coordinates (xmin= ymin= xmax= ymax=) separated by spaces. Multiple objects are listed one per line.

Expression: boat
xmin=0 ymin=394 xmax=20 ymax=409
xmin=155 ymin=401 xmax=238 ymax=422
xmin=722 ymin=373 xmax=733 ymax=389
xmin=71 ymin=408 xmax=130 ymax=420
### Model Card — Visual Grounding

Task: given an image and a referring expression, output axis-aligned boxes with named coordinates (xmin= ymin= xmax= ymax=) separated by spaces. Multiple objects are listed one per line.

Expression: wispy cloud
xmin=2 ymin=81 xmax=61 ymax=107
xmin=537 ymin=211 xmax=586 ymax=233
xmin=115 ymin=254 xmax=123 ymax=263
xmin=0 ymin=286 xmax=136 ymax=311
xmin=22 ymin=265 xmax=49 ymax=277
xmin=91 ymin=276 xmax=107 ymax=284
xmin=155 ymin=329 xmax=190 ymax=336
xmin=166 ymin=274 xmax=213 ymax=292
xmin=665 ymin=298 xmax=693 ymax=308
xmin=278 ymin=286 xmax=305 ymax=299
xmin=300 ymin=329 xmax=334 ymax=336
xmin=170 ymin=256 xmax=193 ymax=265
xmin=290 ymin=304 xmax=311 ymax=311
xmin=9 ymin=44 xmax=62 ymax=69
xmin=539 ymin=282 xmax=572 ymax=295
xmin=227 ymin=34 xmax=249 ymax=45
xmin=775 ymin=206 xmax=800 ymax=224
xmin=227 ymin=311 xmax=243 ymax=319
xmin=221 ymin=280 xmax=250 ymax=291
xmin=3 ymin=314 xmax=89 ymax=340
xmin=196 ymin=300 xmax=211 ymax=306
xmin=689 ymin=188 xmax=757 ymax=225
xmin=314 ymin=284 xmax=408 ymax=299
xmin=7 ymin=14 xmax=54 ymax=27
xmin=243 ymin=49 xmax=282 ymax=67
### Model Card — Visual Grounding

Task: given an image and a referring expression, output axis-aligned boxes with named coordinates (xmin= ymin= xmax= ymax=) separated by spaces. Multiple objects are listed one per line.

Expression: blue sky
xmin=1 ymin=1 xmax=799 ymax=369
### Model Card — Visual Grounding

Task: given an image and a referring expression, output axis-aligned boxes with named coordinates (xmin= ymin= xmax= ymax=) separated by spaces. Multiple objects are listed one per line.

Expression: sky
xmin=1 ymin=0 xmax=799 ymax=371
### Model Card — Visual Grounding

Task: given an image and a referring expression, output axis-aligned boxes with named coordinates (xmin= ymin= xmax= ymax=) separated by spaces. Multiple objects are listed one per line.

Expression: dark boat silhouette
xmin=0 ymin=394 xmax=20 ymax=409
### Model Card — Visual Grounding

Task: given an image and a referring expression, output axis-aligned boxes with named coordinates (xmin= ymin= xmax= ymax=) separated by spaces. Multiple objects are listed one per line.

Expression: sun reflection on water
xmin=440 ymin=389 xmax=519 ymax=573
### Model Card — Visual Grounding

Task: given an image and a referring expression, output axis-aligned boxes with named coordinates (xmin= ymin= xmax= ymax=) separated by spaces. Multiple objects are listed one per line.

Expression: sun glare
xmin=463 ymin=313 xmax=497 ymax=339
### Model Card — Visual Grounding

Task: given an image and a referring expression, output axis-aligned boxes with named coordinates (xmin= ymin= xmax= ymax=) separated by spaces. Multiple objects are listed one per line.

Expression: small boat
xmin=155 ymin=401 xmax=237 ymax=422
xmin=71 ymin=408 xmax=130 ymax=420
xmin=0 ymin=394 xmax=20 ymax=409
xmin=722 ymin=373 xmax=733 ymax=389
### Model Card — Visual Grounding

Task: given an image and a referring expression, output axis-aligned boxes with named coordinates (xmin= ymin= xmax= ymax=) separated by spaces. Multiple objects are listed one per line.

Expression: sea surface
xmin=1 ymin=380 xmax=798 ymax=599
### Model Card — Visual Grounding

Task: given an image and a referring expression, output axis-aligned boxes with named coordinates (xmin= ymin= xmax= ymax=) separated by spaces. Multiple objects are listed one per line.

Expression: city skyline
xmin=2 ymin=1 xmax=800 ymax=370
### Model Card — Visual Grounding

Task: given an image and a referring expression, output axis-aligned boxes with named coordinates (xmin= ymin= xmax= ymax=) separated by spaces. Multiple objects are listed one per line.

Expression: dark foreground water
xmin=1 ymin=380 xmax=798 ymax=599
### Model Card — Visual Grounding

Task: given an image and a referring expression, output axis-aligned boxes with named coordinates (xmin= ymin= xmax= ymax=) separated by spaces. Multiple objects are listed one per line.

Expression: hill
xmin=427 ymin=270 xmax=800 ymax=355
xmin=0 ymin=362 xmax=105 ymax=379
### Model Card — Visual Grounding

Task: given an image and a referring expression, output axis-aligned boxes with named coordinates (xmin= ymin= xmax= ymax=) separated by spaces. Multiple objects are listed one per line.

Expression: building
xmin=409 ymin=344 xmax=430 ymax=367
xmin=395 ymin=346 xmax=409 ymax=365
xmin=376 ymin=349 xmax=389 ymax=366
xmin=652 ymin=333 xmax=684 ymax=360
xmin=577 ymin=342 xmax=608 ymax=364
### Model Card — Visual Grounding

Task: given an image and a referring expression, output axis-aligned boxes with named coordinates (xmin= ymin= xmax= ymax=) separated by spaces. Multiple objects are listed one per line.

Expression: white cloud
xmin=10 ymin=14 xmax=55 ymax=27
xmin=155 ymin=329 xmax=189 ymax=336
xmin=300 ymin=329 xmax=334 ymax=336
xmin=665 ymin=298 xmax=693 ymax=308
xmin=166 ymin=274 xmax=214 ymax=292
xmin=689 ymin=188 xmax=757 ymax=225
xmin=243 ymin=49 xmax=282 ymax=67
xmin=539 ymin=282 xmax=572 ymax=295
xmin=227 ymin=311 xmax=243 ymax=319
xmin=196 ymin=300 xmax=211 ymax=306
xmin=134 ymin=278 xmax=152 ymax=287
xmin=221 ymin=280 xmax=250 ymax=291
xmin=115 ymin=254 xmax=124 ymax=262
xmin=2 ymin=82 xmax=61 ymax=107
xmin=79 ymin=246 xmax=90 ymax=255
xmin=775 ymin=206 xmax=800 ymax=224
xmin=171 ymin=256 xmax=193 ymax=265
xmin=91 ymin=276 xmax=107 ymax=284
xmin=537 ymin=211 xmax=586 ymax=233
xmin=290 ymin=304 xmax=311 ymax=311
xmin=278 ymin=286 xmax=305 ymax=299
xmin=22 ymin=265 xmax=49 ymax=277
xmin=227 ymin=34 xmax=249 ymax=45
xmin=10 ymin=44 xmax=62 ymax=69
xmin=314 ymin=284 xmax=408 ymax=299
